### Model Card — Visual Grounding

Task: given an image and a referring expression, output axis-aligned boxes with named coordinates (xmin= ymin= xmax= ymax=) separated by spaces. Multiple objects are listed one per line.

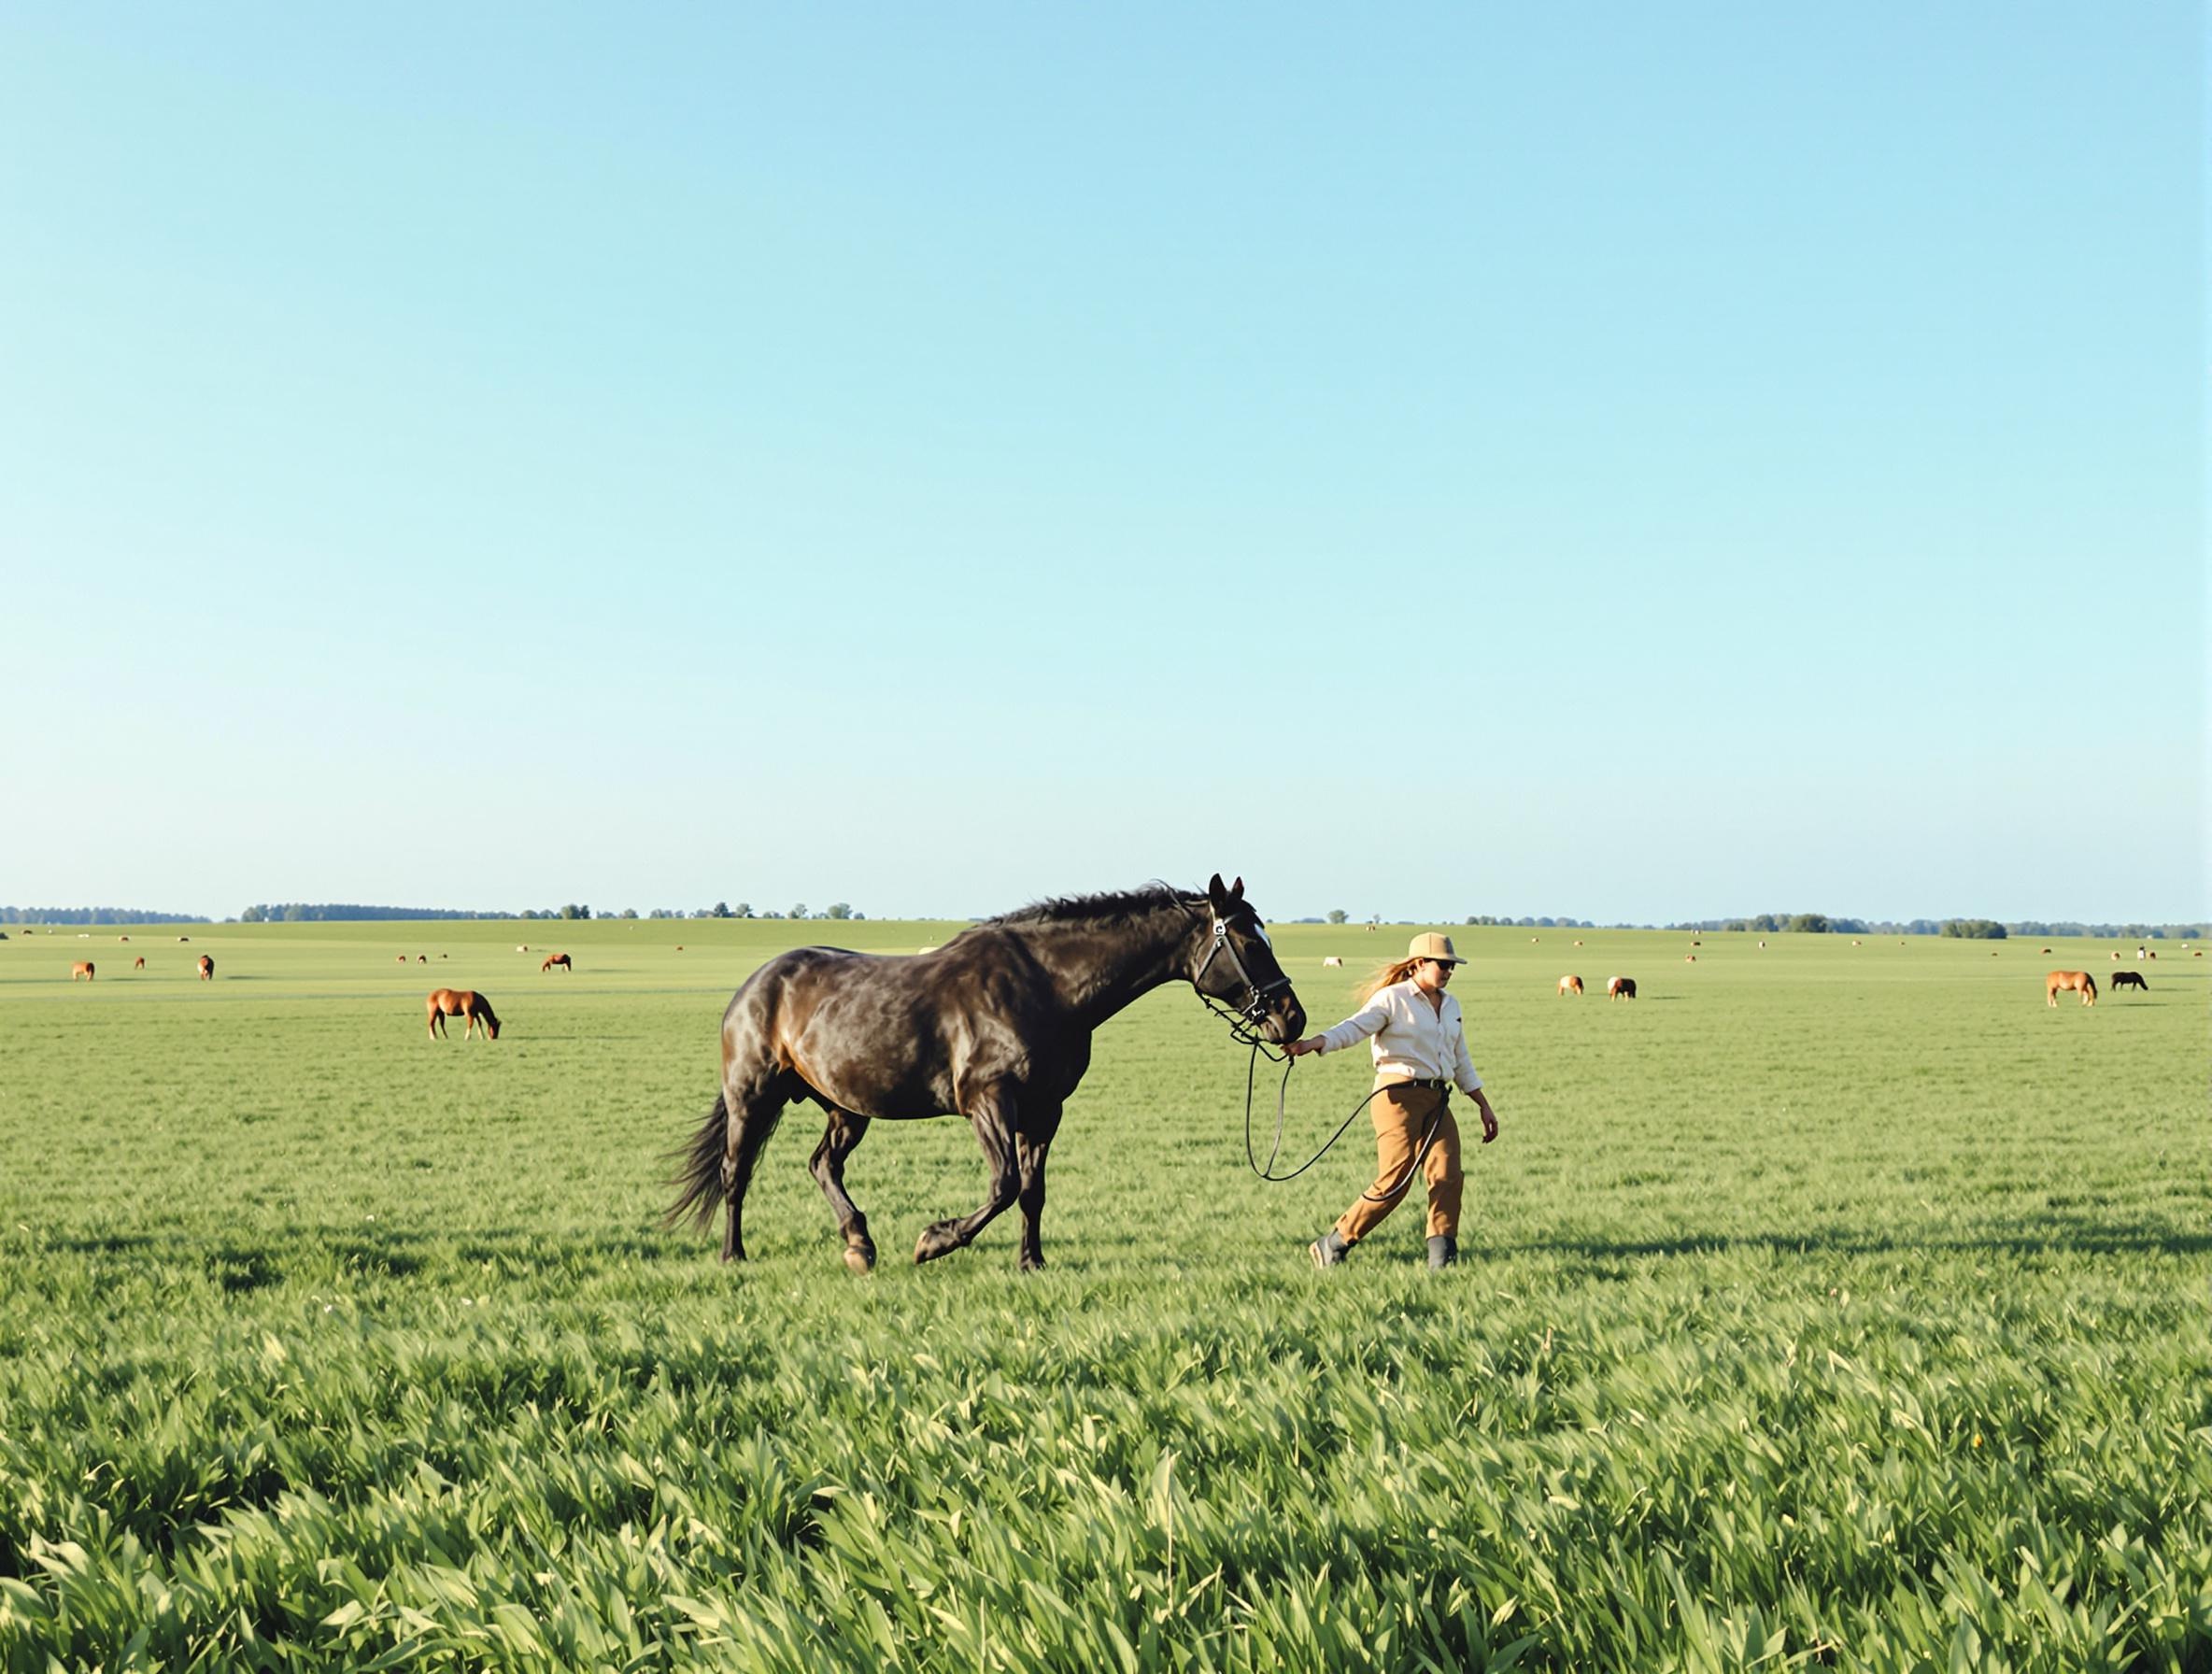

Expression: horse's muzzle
xmin=1260 ymin=993 xmax=1307 ymax=1045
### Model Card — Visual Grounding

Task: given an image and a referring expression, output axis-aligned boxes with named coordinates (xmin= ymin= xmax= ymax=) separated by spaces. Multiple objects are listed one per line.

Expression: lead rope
xmin=1185 ymin=909 xmax=1449 ymax=1201
xmin=1237 ymin=1037 xmax=1449 ymax=1200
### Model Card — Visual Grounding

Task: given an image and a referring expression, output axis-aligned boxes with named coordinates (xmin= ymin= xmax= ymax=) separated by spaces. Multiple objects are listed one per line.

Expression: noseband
xmin=1193 ymin=915 xmax=1294 ymax=1053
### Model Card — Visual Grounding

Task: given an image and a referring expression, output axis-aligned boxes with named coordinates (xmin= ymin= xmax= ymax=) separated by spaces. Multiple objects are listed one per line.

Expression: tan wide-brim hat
xmin=1406 ymin=932 xmax=1467 ymax=965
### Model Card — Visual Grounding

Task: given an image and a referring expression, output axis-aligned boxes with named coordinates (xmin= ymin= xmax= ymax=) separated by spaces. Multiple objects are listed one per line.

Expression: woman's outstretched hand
xmin=1283 ymin=1035 xmax=1324 ymax=1057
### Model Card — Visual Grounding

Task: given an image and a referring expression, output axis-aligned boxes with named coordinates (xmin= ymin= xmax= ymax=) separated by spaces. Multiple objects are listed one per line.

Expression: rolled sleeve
xmin=1317 ymin=1001 xmax=1389 ymax=1055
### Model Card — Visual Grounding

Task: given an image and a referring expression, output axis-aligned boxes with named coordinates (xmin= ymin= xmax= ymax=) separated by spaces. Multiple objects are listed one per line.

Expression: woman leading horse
xmin=1285 ymin=932 xmax=1500 ymax=1270
xmin=669 ymin=875 xmax=1304 ymax=1272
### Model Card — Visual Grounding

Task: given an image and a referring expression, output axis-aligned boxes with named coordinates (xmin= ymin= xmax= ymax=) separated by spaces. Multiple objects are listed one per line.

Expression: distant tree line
xmin=640 ymin=902 xmax=860 ymax=921
xmin=1439 ymin=912 xmax=2208 ymax=939
xmin=35 ymin=899 xmax=2190 ymax=936
xmin=1460 ymin=915 xmax=1598 ymax=929
xmin=235 ymin=901 xmax=867 ymax=924
xmin=1665 ymin=914 xmax=1888 ymax=934
xmin=0 ymin=906 xmax=210 ymax=925
xmin=2003 ymin=920 xmax=2205 ymax=940
xmin=241 ymin=903 xmax=509 ymax=922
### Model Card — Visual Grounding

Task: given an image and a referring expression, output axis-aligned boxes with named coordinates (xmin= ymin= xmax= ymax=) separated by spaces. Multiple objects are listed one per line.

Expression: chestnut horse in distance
xmin=2046 ymin=971 xmax=2097 ymax=1008
xmin=541 ymin=953 xmax=572 ymax=973
xmin=426 ymin=988 xmax=502 ymax=1040
xmin=70 ymin=961 xmax=94 ymax=982
xmin=198 ymin=955 xmax=214 ymax=980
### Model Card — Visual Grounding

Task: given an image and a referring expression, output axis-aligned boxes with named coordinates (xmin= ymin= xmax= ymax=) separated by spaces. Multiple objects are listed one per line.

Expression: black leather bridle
xmin=1191 ymin=913 xmax=1296 ymax=1054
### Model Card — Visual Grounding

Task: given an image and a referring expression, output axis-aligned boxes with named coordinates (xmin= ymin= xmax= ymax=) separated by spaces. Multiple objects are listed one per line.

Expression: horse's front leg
xmin=810 ymin=1110 xmax=877 ymax=1273
xmin=1014 ymin=1105 xmax=1064 ymax=1273
xmin=915 ymin=1089 xmax=1020 ymax=1264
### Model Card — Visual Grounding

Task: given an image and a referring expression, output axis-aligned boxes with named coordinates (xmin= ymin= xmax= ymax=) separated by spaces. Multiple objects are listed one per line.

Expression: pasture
xmin=0 ymin=918 xmax=2205 ymax=1671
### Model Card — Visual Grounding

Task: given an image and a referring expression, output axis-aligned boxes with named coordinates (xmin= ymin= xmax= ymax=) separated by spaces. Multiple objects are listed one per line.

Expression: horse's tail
xmin=665 ymin=1091 xmax=730 ymax=1233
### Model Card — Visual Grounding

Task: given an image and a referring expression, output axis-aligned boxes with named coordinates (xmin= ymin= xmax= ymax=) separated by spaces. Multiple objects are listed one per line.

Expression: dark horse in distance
xmin=669 ymin=875 xmax=1305 ymax=1271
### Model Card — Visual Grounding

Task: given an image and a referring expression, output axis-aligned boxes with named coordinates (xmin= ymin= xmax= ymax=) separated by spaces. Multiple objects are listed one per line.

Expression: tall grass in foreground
xmin=0 ymin=920 xmax=2205 ymax=1669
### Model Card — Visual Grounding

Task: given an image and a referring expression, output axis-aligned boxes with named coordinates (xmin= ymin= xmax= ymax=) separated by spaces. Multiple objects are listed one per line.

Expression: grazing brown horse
xmin=2109 ymin=970 xmax=2148 ymax=992
xmin=670 ymin=875 xmax=1304 ymax=1274
xmin=541 ymin=953 xmax=572 ymax=973
xmin=2046 ymin=971 xmax=2097 ymax=1008
xmin=1557 ymin=974 xmax=1583 ymax=996
xmin=1607 ymin=975 xmax=1637 ymax=1000
xmin=134 ymin=956 xmax=146 ymax=970
xmin=198 ymin=955 xmax=214 ymax=981
xmin=417 ymin=954 xmax=428 ymax=964
xmin=70 ymin=961 xmax=94 ymax=982
xmin=426 ymin=988 xmax=502 ymax=1041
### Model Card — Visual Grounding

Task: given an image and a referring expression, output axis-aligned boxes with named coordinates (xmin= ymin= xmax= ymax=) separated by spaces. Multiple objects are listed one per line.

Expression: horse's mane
xmin=980 ymin=882 xmax=1202 ymax=930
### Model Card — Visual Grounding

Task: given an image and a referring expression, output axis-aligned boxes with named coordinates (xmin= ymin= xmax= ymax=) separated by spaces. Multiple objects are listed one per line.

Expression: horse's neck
xmin=1034 ymin=909 xmax=1197 ymax=1029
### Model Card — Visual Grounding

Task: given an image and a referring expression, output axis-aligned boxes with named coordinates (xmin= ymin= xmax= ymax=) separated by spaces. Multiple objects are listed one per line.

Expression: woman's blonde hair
xmin=1353 ymin=957 xmax=1427 ymax=1007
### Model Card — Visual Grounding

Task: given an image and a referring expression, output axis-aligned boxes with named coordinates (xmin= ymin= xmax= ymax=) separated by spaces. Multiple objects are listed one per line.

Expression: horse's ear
xmin=1207 ymin=873 xmax=1229 ymax=908
xmin=1231 ymin=876 xmax=1244 ymax=900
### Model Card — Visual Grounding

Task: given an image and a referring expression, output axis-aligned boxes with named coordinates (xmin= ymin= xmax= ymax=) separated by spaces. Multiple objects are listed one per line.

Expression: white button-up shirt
xmin=1315 ymin=980 xmax=1483 ymax=1095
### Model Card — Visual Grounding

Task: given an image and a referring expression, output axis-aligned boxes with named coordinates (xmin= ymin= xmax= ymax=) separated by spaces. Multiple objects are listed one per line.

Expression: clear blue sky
xmin=4 ymin=6 xmax=2202 ymax=924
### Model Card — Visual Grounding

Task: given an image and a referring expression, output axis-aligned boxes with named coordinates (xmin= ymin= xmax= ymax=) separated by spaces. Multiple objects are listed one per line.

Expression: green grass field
xmin=1 ymin=917 xmax=2205 ymax=1671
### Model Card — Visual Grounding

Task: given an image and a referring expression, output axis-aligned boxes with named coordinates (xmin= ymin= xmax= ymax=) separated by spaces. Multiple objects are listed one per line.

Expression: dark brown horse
xmin=426 ymin=988 xmax=502 ymax=1040
xmin=197 ymin=955 xmax=214 ymax=981
xmin=2046 ymin=971 xmax=2097 ymax=1008
xmin=134 ymin=956 xmax=146 ymax=970
xmin=541 ymin=953 xmax=572 ymax=973
xmin=1608 ymin=975 xmax=1637 ymax=1000
xmin=2109 ymin=970 xmax=2148 ymax=992
xmin=670 ymin=875 xmax=1305 ymax=1273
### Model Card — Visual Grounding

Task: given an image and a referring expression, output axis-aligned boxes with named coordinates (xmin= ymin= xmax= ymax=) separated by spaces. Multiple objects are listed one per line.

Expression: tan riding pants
xmin=1334 ymin=1080 xmax=1462 ymax=1243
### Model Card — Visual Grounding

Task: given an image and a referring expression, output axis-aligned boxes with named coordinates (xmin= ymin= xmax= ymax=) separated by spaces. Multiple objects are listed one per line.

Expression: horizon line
xmin=3 ymin=902 xmax=2205 ymax=931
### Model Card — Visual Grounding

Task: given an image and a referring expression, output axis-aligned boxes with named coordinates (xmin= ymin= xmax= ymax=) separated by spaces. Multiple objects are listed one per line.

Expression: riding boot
xmin=1426 ymin=1234 xmax=1457 ymax=1270
xmin=1309 ymin=1229 xmax=1351 ymax=1269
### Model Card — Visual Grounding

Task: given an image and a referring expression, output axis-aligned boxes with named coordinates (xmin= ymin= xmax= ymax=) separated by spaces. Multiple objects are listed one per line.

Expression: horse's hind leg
xmin=718 ymin=1082 xmax=787 ymax=1263
xmin=809 ymin=1110 xmax=877 ymax=1273
xmin=915 ymin=1088 xmax=1021 ymax=1265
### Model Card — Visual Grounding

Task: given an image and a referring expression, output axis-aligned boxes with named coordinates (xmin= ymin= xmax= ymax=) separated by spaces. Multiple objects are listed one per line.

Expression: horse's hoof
xmin=843 ymin=1242 xmax=876 ymax=1274
xmin=913 ymin=1223 xmax=958 ymax=1264
xmin=1019 ymin=1252 xmax=1045 ymax=1273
